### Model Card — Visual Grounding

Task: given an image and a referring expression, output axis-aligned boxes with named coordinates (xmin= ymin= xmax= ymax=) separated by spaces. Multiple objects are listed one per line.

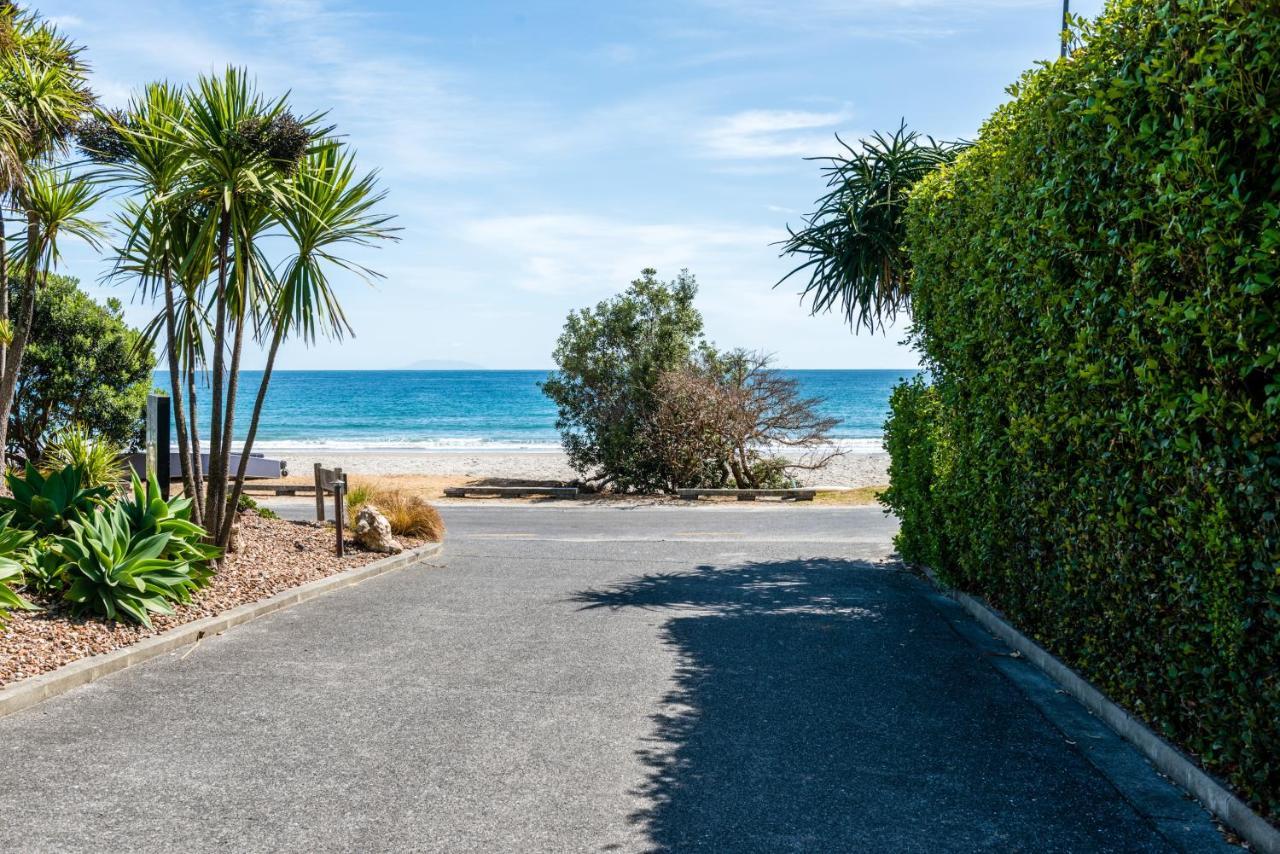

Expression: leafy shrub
xmin=6 ymin=273 xmax=154 ymax=464
xmin=891 ymin=0 xmax=1280 ymax=813
xmin=56 ymin=502 xmax=204 ymax=627
xmin=879 ymin=376 xmax=950 ymax=571
xmin=119 ymin=472 xmax=219 ymax=583
xmin=543 ymin=269 xmax=837 ymax=492
xmin=0 ymin=463 xmax=109 ymax=536
xmin=236 ymin=491 xmax=279 ymax=520
xmin=652 ymin=351 xmax=832 ymax=489
xmin=0 ymin=514 xmax=37 ymax=624
xmin=541 ymin=268 xmax=708 ymax=492
xmin=39 ymin=423 xmax=127 ymax=489
xmin=345 ymin=480 xmax=445 ymax=541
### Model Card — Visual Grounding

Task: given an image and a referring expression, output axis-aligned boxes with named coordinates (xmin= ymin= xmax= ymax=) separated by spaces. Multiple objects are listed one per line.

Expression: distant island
xmin=403 ymin=359 xmax=488 ymax=370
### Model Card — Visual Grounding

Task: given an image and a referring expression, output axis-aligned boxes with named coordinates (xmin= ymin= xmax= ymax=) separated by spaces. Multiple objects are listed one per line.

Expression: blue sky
xmin=44 ymin=0 xmax=1103 ymax=370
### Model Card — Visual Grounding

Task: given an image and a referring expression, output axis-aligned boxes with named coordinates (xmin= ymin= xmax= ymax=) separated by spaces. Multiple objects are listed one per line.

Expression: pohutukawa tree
xmin=80 ymin=67 xmax=396 ymax=550
xmin=778 ymin=122 xmax=966 ymax=332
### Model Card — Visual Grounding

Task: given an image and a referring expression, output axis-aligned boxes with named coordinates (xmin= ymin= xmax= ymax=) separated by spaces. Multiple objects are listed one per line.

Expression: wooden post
xmin=313 ymin=462 xmax=325 ymax=522
xmin=145 ymin=394 xmax=171 ymax=499
xmin=334 ymin=478 xmax=346 ymax=557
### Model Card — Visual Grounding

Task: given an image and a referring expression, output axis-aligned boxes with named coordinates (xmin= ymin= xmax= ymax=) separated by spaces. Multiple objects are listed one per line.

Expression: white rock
xmin=353 ymin=505 xmax=402 ymax=554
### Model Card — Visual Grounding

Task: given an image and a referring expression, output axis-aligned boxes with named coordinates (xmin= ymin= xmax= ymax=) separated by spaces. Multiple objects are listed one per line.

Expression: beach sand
xmin=269 ymin=449 xmax=889 ymax=491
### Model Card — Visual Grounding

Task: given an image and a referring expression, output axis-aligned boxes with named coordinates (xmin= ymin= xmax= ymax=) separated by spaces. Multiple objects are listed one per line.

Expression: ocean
xmin=154 ymin=369 xmax=917 ymax=454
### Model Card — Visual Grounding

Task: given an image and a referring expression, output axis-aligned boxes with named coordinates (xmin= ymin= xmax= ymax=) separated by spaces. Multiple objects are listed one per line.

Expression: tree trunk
xmin=737 ymin=445 xmax=757 ymax=489
xmin=187 ymin=365 xmax=205 ymax=522
xmin=1 ymin=217 xmax=9 ymax=385
xmin=220 ymin=321 xmax=283 ymax=546
xmin=214 ymin=300 xmax=247 ymax=547
xmin=161 ymin=266 xmax=199 ymax=513
xmin=204 ymin=212 xmax=231 ymax=544
xmin=0 ymin=211 xmax=42 ymax=464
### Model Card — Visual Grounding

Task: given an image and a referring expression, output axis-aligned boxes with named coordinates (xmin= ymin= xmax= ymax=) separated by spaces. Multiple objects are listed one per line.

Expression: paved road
xmin=0 ymin=505 xmax=1228 ymax=852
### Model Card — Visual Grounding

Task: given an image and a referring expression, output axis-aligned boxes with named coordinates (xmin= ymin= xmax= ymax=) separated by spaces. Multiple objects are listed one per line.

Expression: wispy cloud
xmin=458 ymin=213 xmax=779 ymax=295
xmin=699 ymin=108 xmax=852 ymax=159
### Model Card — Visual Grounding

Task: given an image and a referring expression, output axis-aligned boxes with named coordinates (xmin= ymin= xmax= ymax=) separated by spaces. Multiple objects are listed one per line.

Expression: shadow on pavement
xmin=573 ymin=558 xmax=1171 ymax=853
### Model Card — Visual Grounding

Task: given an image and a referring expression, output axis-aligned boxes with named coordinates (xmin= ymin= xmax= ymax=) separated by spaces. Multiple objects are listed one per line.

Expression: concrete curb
xmin=922 ymin=568 xmax=1278 ymax=854
xmin=0 ymin=541 xmax=444 ymax=720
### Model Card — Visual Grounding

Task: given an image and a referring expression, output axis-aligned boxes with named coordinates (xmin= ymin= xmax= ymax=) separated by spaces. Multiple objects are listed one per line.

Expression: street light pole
xmin=1060 ymin=0 xmax=1070 ymax=57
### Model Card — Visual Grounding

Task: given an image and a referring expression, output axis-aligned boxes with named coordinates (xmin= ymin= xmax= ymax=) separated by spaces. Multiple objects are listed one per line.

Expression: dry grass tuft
xmin=345 ymin=478 xmax=446 ymax=541
xmin=812 ymin=486 xmax=885 ymax=506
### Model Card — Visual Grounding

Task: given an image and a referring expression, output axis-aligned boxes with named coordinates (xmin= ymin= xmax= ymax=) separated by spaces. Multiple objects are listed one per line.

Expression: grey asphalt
xmin=0 ymin=505 xmax=1229 ymax=852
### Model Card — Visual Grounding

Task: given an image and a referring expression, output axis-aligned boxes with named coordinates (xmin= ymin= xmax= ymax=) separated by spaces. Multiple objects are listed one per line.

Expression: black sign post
xmin=145 ymin=394 xmax=171 ymax=499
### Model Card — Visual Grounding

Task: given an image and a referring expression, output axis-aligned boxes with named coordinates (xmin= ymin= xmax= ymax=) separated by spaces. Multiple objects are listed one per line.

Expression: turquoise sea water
xmin=155 ymin=369 xmax=918 ymax=453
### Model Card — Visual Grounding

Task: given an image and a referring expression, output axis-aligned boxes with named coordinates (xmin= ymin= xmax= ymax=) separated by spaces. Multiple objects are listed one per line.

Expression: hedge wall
xmin=891 ymin=0 xmax=1280 ymax=814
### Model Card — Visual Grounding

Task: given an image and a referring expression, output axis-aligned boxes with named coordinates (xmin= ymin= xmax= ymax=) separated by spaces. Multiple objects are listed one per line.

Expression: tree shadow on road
xmin=572 ymin=558 xmax=1169 ymax=853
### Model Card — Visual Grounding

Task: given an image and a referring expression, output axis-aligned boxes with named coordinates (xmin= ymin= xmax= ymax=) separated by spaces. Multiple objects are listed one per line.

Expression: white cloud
xmin=457 ymin=213 xmax=779 ymax=295
xmin=699 ymin=108 xmax=852 ymax=159
xmin=46 ymin=14 xmax=85 ymax=28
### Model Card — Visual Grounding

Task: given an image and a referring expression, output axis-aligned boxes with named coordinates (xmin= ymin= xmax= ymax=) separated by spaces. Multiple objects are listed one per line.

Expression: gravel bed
xmin=0 ymin=512 xmax=427 ymax=688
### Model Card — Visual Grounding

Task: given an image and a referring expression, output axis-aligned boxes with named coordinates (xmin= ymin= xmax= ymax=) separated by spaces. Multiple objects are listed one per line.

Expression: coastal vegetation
xmin=783 ymin=0 xmax=1278 ymax=816
xmin=84 ymin=71 xmax=397 ymax=551
xmin=344 ymin=478 xmax=446 ymax=540
xmin=542 ymin=268 xmax=837 ymax=493
xmin=6 ymin=273 xmax=153 ymax=464
xmin=779 ymin=123 xmax=964 ymax=332
xmin=0 ymin=4 xmax=99 ymax=465
xmin=0 ymin=3 xmax=413 ymax=663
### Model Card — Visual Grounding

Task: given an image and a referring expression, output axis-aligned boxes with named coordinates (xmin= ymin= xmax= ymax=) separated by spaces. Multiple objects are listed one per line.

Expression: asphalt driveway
xmin=0 ymin=505 xmax=1228 ymax=852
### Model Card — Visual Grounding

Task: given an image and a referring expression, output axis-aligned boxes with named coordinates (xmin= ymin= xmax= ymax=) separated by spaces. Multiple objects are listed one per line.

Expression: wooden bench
xmin=677 ymin=488 xmax=817 ymax=502
xmin=443 ymin=486 xmax=578 ymax=499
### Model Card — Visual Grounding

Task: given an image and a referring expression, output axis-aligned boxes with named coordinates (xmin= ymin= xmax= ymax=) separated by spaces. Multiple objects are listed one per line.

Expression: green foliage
xmin=8 ymin=273 xmax=154 ymax=463
xmin=236 ymin=491 xmax=278 ymax=520
xmin=19 ymin=544 xmax=65 ymax=598
xmin=890 ymin=0 xmax=1280 ymax=814
xmin=39 ymin=423 xmax=127 ymax=489
xmin=0 ymin=463 xmax=109 ymax=536
xmin=0 ymin=513 xmax=36 ymax=624
xmin=119 ymin=471 xmax=219 ymax=582
xmin=779 ymin=123 xmax=965 ymax=332
xmin=879 ymin=377 xmax=950 ymax=569
xmin=541 ymin=268 xmax=709 ymax=492
xmin=55 ymin=502 xmax=203 ymax=627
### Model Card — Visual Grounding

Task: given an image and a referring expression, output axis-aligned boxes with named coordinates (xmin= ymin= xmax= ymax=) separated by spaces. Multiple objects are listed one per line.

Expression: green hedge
xmin=890 ymin=0 xmax=1280 ymax=815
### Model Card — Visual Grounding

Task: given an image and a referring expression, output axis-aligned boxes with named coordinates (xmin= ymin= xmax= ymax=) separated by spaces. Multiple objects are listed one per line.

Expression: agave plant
xmin=19 ymin=543 xmax=65 ymax=598
xmin=119 ymin=471 xmax=219 ymax=584
xmin=0 ymin=512 xmax=37 ymax=624
xmin=0 ymin=462 xmax=109 ymax=535
xmin=56 ymin=502 xmax=202 ymax=626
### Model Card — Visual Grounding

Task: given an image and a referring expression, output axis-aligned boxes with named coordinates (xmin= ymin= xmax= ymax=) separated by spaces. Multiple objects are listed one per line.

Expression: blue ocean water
xmin=154 ymin=369 xmax=917 ymax=453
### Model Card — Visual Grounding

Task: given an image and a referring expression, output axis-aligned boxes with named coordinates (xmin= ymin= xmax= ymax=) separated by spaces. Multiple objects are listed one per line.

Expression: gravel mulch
xmin=0 ymin=512 xmax=427 ymax=688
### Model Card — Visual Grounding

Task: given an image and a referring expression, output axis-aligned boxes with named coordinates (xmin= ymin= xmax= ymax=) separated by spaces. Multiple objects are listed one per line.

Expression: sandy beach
xmin=273 ymin=449 xmax=889 ymax=490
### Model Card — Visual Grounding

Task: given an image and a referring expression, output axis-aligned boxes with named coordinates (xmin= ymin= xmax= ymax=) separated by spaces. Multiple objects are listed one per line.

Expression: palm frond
xmin=778 ymin=121 xmax=967 ymax=333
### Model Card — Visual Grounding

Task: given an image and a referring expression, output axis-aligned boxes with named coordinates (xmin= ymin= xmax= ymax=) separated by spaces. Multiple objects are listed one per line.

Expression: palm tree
xmin=778 ymin=123 xmax=965 ymax=333
xmin=220 ymin=143 xmax=396 ymax=544
xmin=90 ymin=82 xmax=212 ymax=519
xmin=164 ymin=68 xmax=323 ymax=545
xmin=0 ymin=7 xmax=95 ymax=459
xmin=95 ymin=68 xmax=390 ymax=552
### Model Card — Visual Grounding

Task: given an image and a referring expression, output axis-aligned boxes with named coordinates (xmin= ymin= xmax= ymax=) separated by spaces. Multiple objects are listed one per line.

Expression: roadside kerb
xmin=0 ymin=541 xmax=444 ymax=720
xmin=923 ymin=567 xmax=1278 ymax=854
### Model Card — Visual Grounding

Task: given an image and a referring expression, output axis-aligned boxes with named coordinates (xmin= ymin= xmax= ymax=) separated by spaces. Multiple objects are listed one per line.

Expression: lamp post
xmin=1060 ymin=0 xmax=1070 ymax=57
